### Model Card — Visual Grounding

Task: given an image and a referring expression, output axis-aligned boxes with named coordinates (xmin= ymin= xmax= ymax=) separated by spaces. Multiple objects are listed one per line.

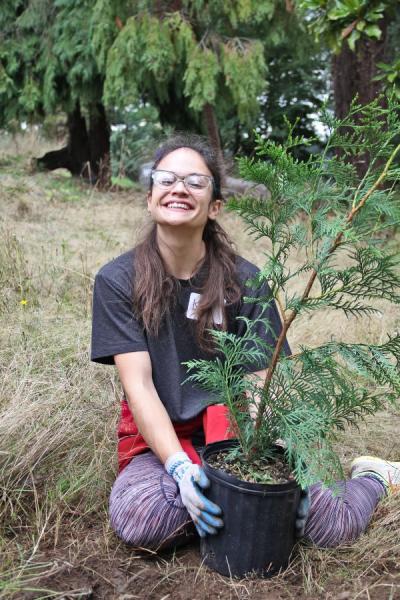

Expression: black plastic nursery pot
xmin=200 ymin=440 xmax=301 ymax=579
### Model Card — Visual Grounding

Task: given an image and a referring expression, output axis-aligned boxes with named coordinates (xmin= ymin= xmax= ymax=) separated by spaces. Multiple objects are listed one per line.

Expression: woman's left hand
xmin=296 ymin=488 xmax=311 ymax=538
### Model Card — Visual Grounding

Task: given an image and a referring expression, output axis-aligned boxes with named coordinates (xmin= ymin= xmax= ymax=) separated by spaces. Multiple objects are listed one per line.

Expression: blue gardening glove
xmin=296 ymin=488 xmax=311 ymax=538
xmin=165 ymin=451 xmax=224 ymax=538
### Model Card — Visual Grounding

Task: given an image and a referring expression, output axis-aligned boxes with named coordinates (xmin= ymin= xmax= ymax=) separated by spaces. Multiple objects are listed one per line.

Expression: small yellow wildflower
xmin=20 ymin=299 xmax=28 ymax=306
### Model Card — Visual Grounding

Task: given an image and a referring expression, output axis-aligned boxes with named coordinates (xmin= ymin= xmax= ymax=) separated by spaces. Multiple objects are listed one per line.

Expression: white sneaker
xmin=351 ymin=455 xmax=400 ymax=494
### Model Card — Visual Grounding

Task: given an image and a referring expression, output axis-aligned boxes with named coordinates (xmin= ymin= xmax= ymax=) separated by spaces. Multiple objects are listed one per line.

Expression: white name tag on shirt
xmin=186 ymin=292 xmax=223 ymax=325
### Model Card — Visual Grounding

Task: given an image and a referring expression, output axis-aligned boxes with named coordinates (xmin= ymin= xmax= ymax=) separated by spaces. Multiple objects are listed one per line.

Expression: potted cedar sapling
xmin=185 ymin=95 xmax=400 ymax=578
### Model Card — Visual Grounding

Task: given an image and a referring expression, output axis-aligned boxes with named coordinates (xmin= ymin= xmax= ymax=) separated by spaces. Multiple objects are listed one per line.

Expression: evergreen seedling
xmin=186 ymin=95 xmax=400 ymax=489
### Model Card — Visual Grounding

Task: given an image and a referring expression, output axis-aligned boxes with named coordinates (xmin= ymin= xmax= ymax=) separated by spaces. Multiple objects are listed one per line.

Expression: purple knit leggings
xmin=109 ymin=451 xmax=385 ymax=551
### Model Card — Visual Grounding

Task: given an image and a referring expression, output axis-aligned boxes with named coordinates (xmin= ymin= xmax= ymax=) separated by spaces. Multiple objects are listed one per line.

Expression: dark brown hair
xmin=133 ymin=134 xmax=241 ymax=349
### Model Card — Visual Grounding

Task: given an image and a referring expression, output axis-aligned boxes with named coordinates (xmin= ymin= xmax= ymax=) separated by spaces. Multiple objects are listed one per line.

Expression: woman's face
xmin=147 ymin=147 xmax=222 ymax=231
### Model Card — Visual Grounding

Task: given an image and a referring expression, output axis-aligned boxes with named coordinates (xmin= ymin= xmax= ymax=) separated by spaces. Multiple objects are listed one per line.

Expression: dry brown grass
xmin=0 ymin=134 xmax=400 ymax=599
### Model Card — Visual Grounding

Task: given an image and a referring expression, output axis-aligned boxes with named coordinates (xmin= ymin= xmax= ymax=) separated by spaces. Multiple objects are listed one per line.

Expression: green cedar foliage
xmin=0 ymin=0 xmax=102 ymax=128
xmin=186 ymin=95 xmax=400 ymax=489
xmin=91 ymin=1 xmax=275 ymax=127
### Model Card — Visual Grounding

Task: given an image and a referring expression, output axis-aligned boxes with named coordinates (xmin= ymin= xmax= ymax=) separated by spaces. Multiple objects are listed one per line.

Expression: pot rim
xmin=202 ymin=439 xmax=300 ymax=494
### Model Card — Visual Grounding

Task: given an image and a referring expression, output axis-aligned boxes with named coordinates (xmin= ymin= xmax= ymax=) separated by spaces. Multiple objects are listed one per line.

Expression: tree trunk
xmin=332 ymin=20 xmax=388 ymax=176
xmin=202 ymin=103 xmax=224 ymax=175
xmin=87 ymin=102 xmax=110 ymax=185
xmin=37 ymin=100 xmax=110 ymax=185
xmin=37 ymin=102 xmax=90 ymax=175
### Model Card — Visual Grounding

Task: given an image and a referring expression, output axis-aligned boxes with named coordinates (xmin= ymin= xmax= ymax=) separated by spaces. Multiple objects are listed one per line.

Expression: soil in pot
xmin=207 ymin=449 xmax=295 ymax=484
xmin=201 ymin=440 xmax=301 ymax=579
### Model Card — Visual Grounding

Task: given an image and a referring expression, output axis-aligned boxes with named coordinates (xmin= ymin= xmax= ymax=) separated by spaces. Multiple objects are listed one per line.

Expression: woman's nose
xmin=171 ymin=179 xmax=188 ymax=194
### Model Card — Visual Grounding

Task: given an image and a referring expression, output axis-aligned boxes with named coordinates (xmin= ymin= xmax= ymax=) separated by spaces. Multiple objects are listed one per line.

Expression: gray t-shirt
xmin=91 ymin=249 xmax=289 ymax=422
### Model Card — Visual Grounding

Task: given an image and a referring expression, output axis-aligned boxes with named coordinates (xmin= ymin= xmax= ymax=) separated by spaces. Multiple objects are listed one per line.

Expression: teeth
xmin=166 ymin=202 xmax=191 ymax=210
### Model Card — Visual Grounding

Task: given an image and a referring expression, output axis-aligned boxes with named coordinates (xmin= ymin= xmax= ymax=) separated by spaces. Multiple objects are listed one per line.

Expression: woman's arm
xmin=114 ymin=350 xmax=224 ymax=536
xmin=114 ymin=351 xmax=183 ymax=463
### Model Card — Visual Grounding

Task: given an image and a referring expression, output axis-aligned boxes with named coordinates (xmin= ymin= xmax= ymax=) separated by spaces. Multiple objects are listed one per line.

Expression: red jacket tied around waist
xmin=117 ymin=399 xmax=235 ymax=472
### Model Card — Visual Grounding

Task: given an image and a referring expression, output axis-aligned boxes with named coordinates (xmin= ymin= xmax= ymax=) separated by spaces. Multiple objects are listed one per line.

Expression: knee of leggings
xmin=109 ymin=487 xmax=187 ymax=549
xmin=305 ymin=500 xmax=367 ymax=548
xmin=109 ymin=496 xmax=155 ymax=548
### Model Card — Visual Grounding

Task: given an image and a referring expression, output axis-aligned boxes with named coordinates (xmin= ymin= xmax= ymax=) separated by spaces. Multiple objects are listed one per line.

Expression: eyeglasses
xmin=151 ymin=169 xmax=213 ymax=193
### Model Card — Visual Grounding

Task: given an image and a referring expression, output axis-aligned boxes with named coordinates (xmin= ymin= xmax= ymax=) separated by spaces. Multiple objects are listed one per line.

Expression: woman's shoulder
xmin=233 ymin=255 xmax=271 ymax=295
xmin=95 ymin=248 xmax=136 ymax=292
xmin=234 ymin=255 xmax=260 ymax=281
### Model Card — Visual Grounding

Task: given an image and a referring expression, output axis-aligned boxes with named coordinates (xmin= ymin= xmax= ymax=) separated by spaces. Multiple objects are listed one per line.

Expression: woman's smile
xmin=162 ymin=200 xmax=195 ymax=211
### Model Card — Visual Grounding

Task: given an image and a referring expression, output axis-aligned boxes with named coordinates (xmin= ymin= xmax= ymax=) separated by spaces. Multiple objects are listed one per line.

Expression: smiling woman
xmin=90 ymin=133 xmax=284 ymax=547
xmin=91 ymin=133 xmax=399 ymax=554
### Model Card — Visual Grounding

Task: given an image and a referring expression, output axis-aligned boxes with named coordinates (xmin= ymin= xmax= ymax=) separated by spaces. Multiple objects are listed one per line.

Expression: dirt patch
xmin=9 ymin=503 xmax=400 ymax=600
xmin=18 ymin=525 xmax=290 ymax=600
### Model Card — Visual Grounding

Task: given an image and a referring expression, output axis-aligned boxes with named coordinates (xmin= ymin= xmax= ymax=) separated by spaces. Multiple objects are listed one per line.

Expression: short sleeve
xmin=91 ymin=271 xmax=148 ymax=364
xmin=234 ymin=279 xmax=291 ymax=373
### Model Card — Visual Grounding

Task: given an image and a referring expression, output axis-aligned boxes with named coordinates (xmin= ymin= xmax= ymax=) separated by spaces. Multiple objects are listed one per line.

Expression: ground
xmin=12 ymin=512 xmax=400 ymax=599
xmin=0 ymin=133 xmax=399 ymax=599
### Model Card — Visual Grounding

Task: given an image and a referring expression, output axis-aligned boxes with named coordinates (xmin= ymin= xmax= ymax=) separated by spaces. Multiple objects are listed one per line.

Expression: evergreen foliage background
xmin=2 ymin=1 xmax=400 ymax=172
xmin=0 ymin=0 xmax=102 ymax=126
xmin=0 ymin=1 xmax=328 ymax=165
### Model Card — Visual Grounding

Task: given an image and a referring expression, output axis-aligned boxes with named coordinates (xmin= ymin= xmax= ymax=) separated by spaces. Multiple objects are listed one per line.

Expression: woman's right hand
xmin=165 ymin=451 xmax=224 ymax=537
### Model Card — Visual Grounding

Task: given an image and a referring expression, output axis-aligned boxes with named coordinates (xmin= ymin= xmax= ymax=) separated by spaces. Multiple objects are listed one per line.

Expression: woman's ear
xmin=208 ymin=199 xmax=222 ymax=220
xmin=146 ymin=191 xmax=152 ymax=211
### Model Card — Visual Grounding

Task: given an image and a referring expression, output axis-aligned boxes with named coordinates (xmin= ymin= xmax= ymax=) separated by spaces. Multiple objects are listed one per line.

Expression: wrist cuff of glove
xmin=165 ymin=451 xmax=192 ymax=482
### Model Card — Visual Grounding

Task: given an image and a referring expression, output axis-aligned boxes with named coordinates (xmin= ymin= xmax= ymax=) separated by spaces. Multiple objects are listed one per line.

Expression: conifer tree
xmin=90 ymin=0 xmax=276 ymax=159
xmin=1 ymin=0 xmax=299 ymax=176
xmin=0 ymin=0 xmax=110 ymax=182
xmin=186 ymin=95 xmax=400 ymax=488
xmin=296 ymin=1 xmax=400 ymax=175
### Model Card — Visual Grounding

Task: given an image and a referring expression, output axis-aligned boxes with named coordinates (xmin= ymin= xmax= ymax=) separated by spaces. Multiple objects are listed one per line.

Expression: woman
xmin=91 ymin=134 xmax=399 ymax=551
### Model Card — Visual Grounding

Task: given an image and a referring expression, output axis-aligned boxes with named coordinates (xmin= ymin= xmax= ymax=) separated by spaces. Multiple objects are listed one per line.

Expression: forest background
xmin=1 ymin=1 xmax=400 ymax=599
xmin=2 ymin=0 xmax=400 ymax=182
